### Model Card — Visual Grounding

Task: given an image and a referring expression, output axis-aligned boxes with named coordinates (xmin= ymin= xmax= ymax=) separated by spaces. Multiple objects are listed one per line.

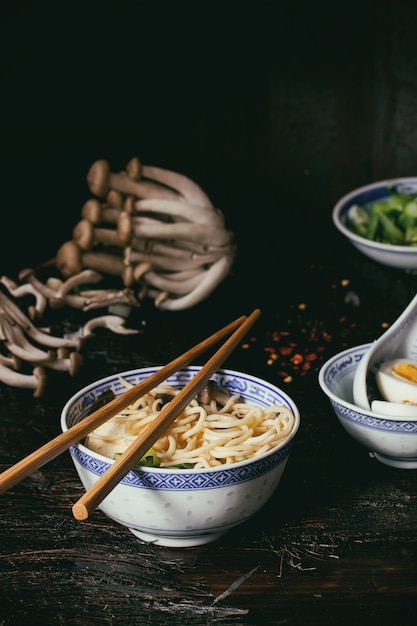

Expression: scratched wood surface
xmin=1 ymin=239 xmax=417 ymax=626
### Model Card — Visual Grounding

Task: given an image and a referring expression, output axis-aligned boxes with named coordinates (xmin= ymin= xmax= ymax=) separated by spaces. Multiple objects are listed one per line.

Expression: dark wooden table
xmin=1 ymin=224 xmax=416 ymax=626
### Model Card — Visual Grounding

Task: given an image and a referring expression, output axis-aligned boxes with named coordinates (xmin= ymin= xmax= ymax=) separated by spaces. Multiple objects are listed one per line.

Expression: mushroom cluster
xmin=55 ymin=157 xmax=236 ymax=311
xmin=0 ymin=289 xmax=85 ymax=397
xmin=0 ymin=275 xmax=141 ymax=396
xmin=0 ymin=157 xmax=236 ymax=395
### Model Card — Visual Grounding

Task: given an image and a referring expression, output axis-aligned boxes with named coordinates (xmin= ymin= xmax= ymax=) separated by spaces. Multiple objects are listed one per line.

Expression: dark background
xmin=1 ymin=0 xmax=417 ymax=285
xmin=1 ymin=4 xmax=417 ymax=623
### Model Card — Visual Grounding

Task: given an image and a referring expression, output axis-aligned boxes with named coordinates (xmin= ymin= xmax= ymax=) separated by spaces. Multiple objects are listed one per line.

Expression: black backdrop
xmin=0 ymin=0 xmax=416 ymax=291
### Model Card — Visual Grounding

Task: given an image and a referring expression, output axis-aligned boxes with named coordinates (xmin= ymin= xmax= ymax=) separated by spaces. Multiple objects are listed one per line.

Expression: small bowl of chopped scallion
xmin=332 ymin=178 xmax=417 ymax=271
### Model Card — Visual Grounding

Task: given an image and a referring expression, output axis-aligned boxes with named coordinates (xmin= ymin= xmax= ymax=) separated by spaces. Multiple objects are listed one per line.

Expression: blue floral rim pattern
xmin=332 ymin=400 xmax=417 ymax=433
xmin=323 ymin=344 xmax=365 ymax=387
xmin=70 ymin=442 xmax=292 ymax=490
xmin=64 ymin=367 xmax=299 ymax=428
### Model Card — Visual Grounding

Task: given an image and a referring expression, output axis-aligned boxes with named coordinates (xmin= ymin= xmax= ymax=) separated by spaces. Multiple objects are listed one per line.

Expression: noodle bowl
xmin=61 ymin=366 xmax=300 ymax=547
xmin=84 ymin=380 xmax=296 ymax=469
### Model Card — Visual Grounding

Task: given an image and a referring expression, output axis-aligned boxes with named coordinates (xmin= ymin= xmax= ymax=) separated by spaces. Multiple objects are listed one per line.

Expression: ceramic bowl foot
xmin=372 ymin=452 xmax=417 ymax=469
xmin=129 ymin=528 xmax=225 ymax=547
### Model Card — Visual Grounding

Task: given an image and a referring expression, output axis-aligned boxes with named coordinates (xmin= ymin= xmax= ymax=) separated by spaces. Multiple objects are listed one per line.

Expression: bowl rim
xmin=318 ymin=342 xmax=417 ymax=422
xmin=61 ymin=365 xmax=301 ymax=474
xmin=332 ymin=177 xmax=417 ymax=254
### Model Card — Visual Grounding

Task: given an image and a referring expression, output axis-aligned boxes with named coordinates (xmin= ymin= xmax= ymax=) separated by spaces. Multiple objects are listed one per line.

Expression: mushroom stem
xmin=72 ymin=220 xmax=122 ymax=251
xmin=0 ymin=362 xmax=47 ymax=397
xmin=0 ymin=275 xmax=47 ymax=318
xmin=87 ymin=159 xmax=180 ymax=201
xmin=141 ymin=269 xmax=203 ymax=295
xmin=55 ymin=241 xmax=126 ymax=279
xmin=0 ymin=314 xmax=56 ymax=363
xmin=134 ymin=198 xmax=225 ymax=227
xmin=0 ymin=290 xmax=84 ymax=350
xmin=124 ymin=236 xmax=232 ymax=260
xmin=0 ymin=350 xmax=21 ymax=370
xmin=81 ymin=199 xmax=121 ymax=225
xmin=82 ymin=314 xmax=140 ymax=337
xmin=43 ymin=351 xmax=84 ymax=376
xmin=142 ymin=164 xmax=213 ymax=208
xmin=118 ymin=213 xmax=233 ymax=247
xmin=151 ymin=255 xmax=233 ymax=311
xmin=54 ymin=268 xmax=103 ymax=297
xmin=123 ymin=247 xmax=223 ymax=272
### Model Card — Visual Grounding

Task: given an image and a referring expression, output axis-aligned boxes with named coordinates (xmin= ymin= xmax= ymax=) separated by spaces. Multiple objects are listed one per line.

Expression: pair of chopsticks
xmin=0 ymin=308 xmax=261 ymax=521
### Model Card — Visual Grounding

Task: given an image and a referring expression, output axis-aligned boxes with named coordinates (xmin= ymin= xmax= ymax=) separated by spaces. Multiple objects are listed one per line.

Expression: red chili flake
xmin=298 ymin=303 xmax=306 ymax=310
xmin=283 ymin=375 xmax=293 ymax=383
xmin=305 ymin=352 xmax=317 ymax=362
xmin=291 ymin=353 xmax=303 ymax=365
xmin=279 ymin=346 xmax=293 ymax=356
xmin=341 ymin=279 xmax=350 ymax=287
xmin=271 ymin=330 xmax=289 ymax=341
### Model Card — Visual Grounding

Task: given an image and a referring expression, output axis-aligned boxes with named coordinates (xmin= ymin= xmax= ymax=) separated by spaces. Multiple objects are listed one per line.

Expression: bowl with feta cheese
xmin=332 ymin=177 xmax=417 ymax=271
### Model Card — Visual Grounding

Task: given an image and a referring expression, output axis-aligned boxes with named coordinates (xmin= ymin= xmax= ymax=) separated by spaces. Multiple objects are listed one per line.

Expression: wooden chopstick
xmin=72 ymin=308 xmax=261 ymax=520
xmin=0 ymin=313 xmax=248 ymax=495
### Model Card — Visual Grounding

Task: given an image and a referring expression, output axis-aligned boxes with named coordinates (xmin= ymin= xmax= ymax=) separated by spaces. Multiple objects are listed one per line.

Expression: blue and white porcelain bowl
xmin=61 ymin=366 xmax=300 ymax=547
xmin=318 ymin=343 xmax=417 ymax=469
xmin=332 ymin=177 xmax=417 ymax=271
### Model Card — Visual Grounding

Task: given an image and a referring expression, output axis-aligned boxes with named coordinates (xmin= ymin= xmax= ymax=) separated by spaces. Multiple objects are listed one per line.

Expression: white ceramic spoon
xmin=352 ymin=292 xmax=417 ymax=410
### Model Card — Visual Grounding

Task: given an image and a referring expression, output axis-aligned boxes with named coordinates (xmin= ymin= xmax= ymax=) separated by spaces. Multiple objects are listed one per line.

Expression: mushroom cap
xmin=123 ymin=195 xmax=135 ymax=214
xmin=81 ymin=198 xmax=102 ymax=224
xmin=73 ymin=219 xmax=95 ymax=251
xmin=126 ymin=157 xmax=142 ymax=181
xmin=33 ymin=365 xmax=48 ymax=398
xmin=117 ymin=211 xmax=134 ymax=246
xmin=68 ymin=351 xmax=84 ymax=377
xmin=122 ymin=265 xmax=135 ymax=288
xmin=106 ymin=189 xmax=123 ymax=209
xmin=87 ymin=159 xmax=111 ymax=197
xmin=17 ymin=267 xmax=36 ymax=282
xmin=55 ymin=241 xmax=84 ymax=277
